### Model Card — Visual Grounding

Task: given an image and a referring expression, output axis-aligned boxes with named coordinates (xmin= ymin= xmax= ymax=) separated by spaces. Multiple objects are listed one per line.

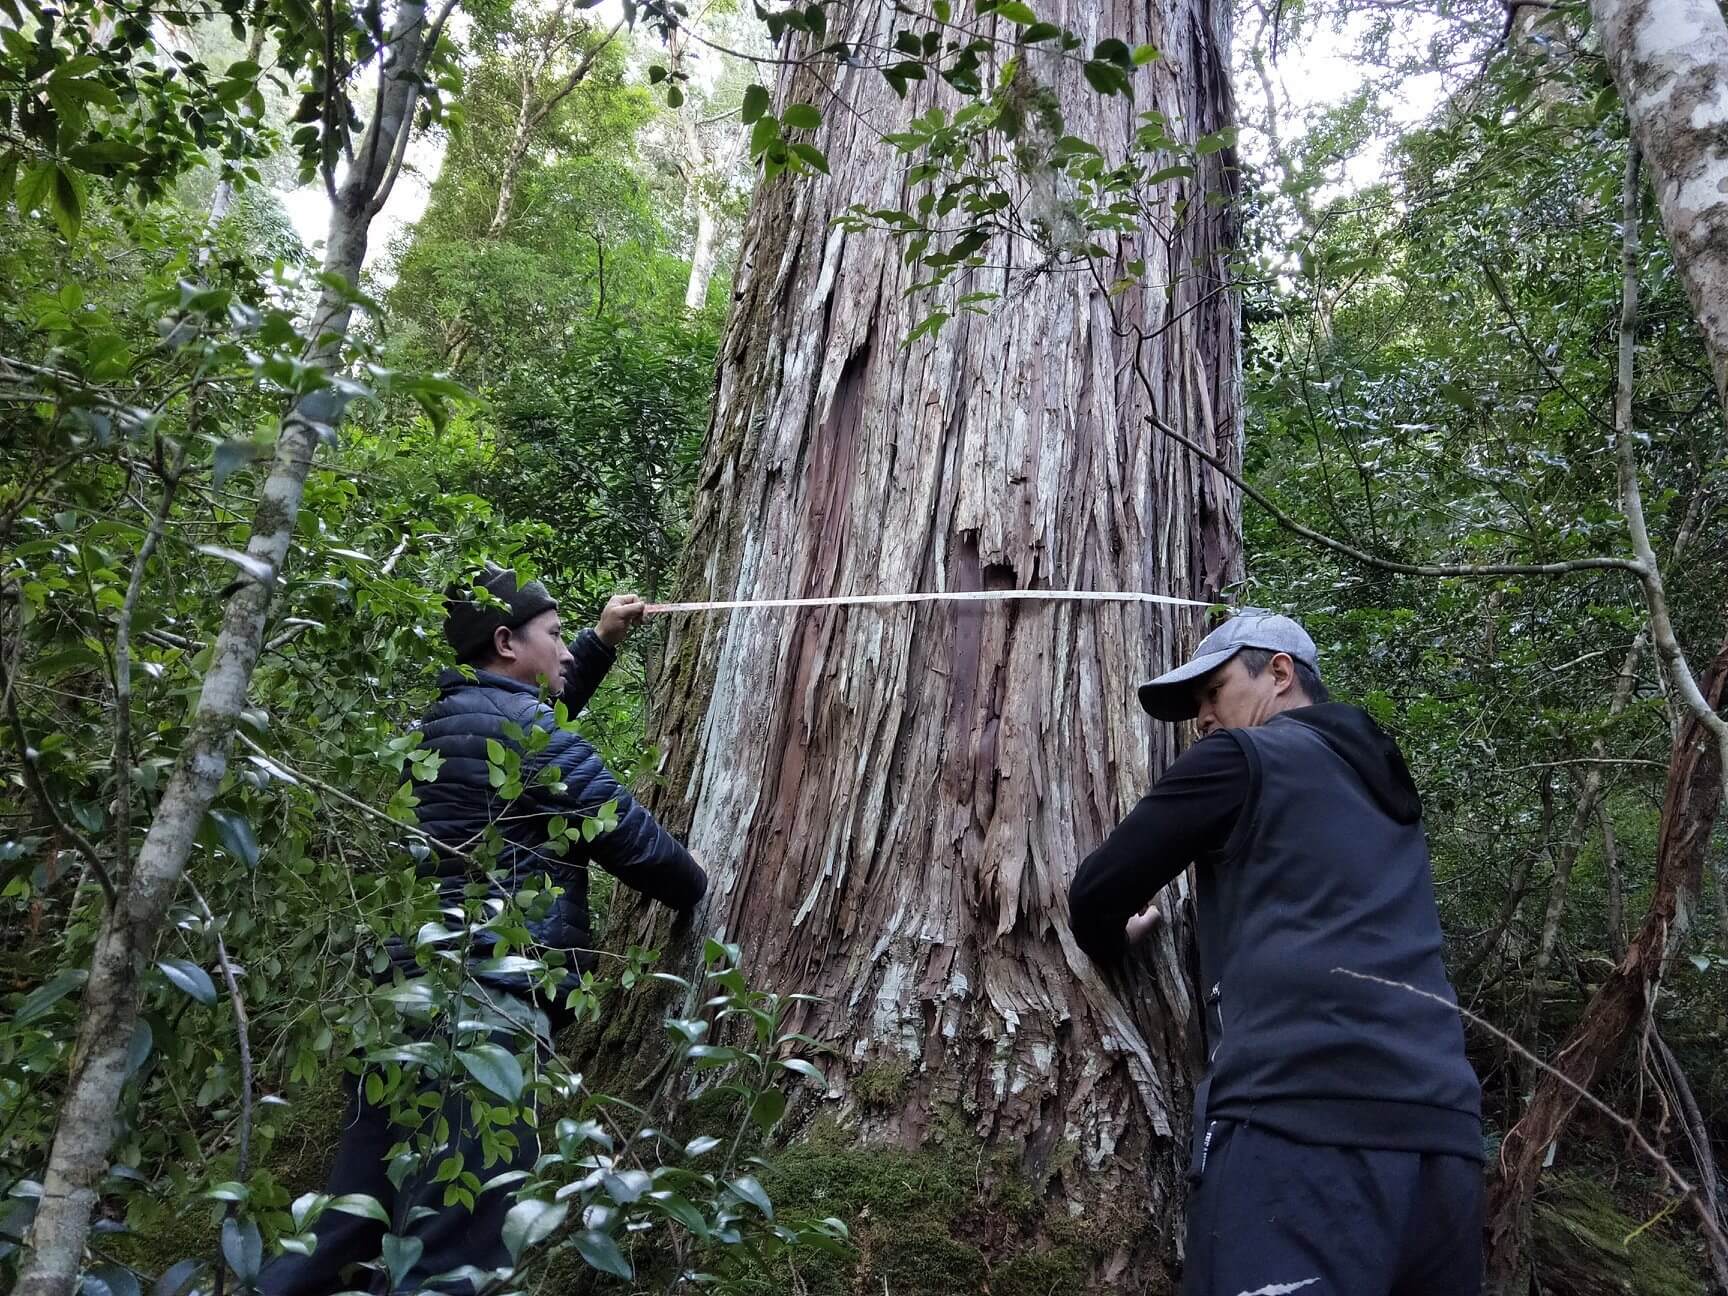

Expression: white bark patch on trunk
xmin=1592 ymin=0 xmax=1728 ymax=402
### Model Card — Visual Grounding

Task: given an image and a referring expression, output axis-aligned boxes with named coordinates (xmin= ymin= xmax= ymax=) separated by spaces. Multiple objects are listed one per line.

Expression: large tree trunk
xmin=1483 ymin=636 xmax=1728 ymax=1295
xmin=594 ymin=0 xmax=1239 ymax=1284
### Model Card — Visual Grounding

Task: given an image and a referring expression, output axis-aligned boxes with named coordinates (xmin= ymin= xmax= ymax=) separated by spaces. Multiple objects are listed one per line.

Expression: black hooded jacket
xmin=1068 ymin=703 xmax=1482 ymax=1160
xmin=386 ymin=629 xmax=705 ymax=994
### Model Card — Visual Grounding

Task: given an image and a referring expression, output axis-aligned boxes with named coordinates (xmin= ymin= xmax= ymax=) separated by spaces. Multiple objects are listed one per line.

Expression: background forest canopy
xmin=2 ymin=0 xmax=1727 ymax=1291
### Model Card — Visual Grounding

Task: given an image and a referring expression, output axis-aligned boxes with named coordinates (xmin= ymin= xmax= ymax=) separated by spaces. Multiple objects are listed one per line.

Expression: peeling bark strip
xmin=605 ymin=0 xmax=1240 ymax=1276
xmin=13 ymin=6 xmax=447 ymax=1293
xmin=1592 ymin=0 xmax=1728 ymax=406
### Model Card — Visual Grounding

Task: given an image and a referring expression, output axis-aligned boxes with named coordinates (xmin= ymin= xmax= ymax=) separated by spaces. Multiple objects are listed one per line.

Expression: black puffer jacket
xmin=390 ymin=629 xmax=704 ymax=992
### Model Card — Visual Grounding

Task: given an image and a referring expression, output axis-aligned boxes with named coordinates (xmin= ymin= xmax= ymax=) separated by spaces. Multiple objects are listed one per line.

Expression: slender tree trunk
xmin=1515 ymin=632 xmax=1645 ymax=1072
xmin=590 ymin=0 xmax=1239 ymax=1281
xmin=199 ymin=19 xmax=271 ymax=268
xmin=13 ymin=7 xmax=442 ymax=1292
xmin=1601 ymin=809 xmax=1625 ymax=961
xmin=683 ymin=199 xmax=718 ymax=313
xmin=1483 ymin=636 xmax=1728 ymax=1294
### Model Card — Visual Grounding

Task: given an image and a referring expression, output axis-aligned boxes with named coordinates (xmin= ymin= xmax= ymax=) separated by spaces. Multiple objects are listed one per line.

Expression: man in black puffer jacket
xmin=262 ymin=565 xmax=704 ymax=1296
xmin=399 ymin=564 xmax=706 ymax=998
xmin=1068 ymin=611 xmax=1482 ymax=1296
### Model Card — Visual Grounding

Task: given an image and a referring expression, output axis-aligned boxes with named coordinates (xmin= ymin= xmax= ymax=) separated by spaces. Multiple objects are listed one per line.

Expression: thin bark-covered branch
xmin=1149 ymin=416 xmax=1644 ymax=578
xmin=1515 ymin=631 xmax=1645 ymax=1067
xmin=14 ymin=5 xmax=445 ymax=1290
xmin=113 ymin=451 xmax=182 ymax=891
xmin=1484 ymin=637 xmax=1728 ymax=1292
xmin=1341 ymin=967 xmax=1728 ymax=1268
xmin=186 ymin=880 xmax=254 ymax=1296
xmin=1 ymin=648 xmax=118 ymax=906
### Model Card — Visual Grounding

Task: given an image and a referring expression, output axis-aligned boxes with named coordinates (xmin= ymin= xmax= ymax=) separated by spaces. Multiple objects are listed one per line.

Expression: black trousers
xmin=1182 ymin=1121 xmax=1484 ymax=1296
xmin=260 ymin=992 xmax=568 ymax=1296
xmin=257 ymin=1064 xmax=537 ymax=1296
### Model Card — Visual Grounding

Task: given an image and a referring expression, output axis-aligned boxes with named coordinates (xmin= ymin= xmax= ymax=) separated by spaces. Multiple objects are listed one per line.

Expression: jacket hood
xmin=1280 ymin=702 xmax=1423 ymax=824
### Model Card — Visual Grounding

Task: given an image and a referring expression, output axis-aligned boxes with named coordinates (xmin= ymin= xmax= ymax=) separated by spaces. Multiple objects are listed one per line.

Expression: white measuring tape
xmin=644 ymin=589 xmax=1218 ymax=615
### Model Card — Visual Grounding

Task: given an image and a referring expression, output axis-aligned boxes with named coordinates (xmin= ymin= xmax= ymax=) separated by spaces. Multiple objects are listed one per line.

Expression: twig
xmin=190 ymin=882 xmax=254 ymax=1178
xmin=1334 ymin=967 xmax=1728 ymax=1263
xmin=1481 ymin=263 xmax=1615 ymax=431
xmin=1148 ymin=416 xmax=1644 ymax=578
xmin=0 ymin=648 xmax=118 ymax=905
xmin=1608 ymin=145 xmax=1728 ymax=806
xmin=234 ymin=730 xmax=454 ymax=855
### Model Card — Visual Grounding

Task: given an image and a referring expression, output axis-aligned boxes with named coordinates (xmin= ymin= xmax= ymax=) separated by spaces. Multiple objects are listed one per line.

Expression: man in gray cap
xmin=1068 ymin=611 xmax=1483 ymax=1296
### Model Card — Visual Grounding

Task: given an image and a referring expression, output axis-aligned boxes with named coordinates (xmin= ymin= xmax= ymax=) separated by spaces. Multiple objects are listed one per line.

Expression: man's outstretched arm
xmin=1067 ymin=732 xmax=1249 ymax=963
xmin=561 ymin=593 xmax=646 ymax=716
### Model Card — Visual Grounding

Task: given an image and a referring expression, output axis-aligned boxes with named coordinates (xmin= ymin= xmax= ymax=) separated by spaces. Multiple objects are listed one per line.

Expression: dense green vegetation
xmin=1 ymin=0 xmax=1723 ymax=1290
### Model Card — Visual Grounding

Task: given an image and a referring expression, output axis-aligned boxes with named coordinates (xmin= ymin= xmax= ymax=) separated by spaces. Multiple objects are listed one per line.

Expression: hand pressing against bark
xmin=597 ymin=593 xmax=647 ymax=647
xmin=1125 ymin=904 xmax=1162 ymax=946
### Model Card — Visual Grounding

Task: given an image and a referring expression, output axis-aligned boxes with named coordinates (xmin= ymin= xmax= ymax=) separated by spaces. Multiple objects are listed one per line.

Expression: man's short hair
xmin=1236 ymin=646 xmax=1331 ymax=705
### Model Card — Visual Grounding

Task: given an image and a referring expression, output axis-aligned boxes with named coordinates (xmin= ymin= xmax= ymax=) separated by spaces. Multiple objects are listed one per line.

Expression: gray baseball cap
xmin=1137 ymin=610 xmax=1319 ymax=721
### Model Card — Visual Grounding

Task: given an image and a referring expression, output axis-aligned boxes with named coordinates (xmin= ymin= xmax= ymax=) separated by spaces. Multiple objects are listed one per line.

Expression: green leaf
xmin=741 ymin=84 xmax=771 ymax=124
xmin=1131 ymin=42 xmax=1160 ymax=64
xmin=790 ymin=142 xmax=830 ymax=174
xmin=572 ymin=1228 xmax=631 ymax=1279
xmin=14 ymin=969 xmax=87 ymax=1024
xmin=1082 ymin=60 xmax=1130 ymax=96
xmin=601 ymin=1169 xmax=650 ymax=1203
xmin=905 ymin=310 xmax=950 ymax=345
xmin=153 ymin=1259 xmax=201 ymax=1296
xmin=0 ymin=150 xmax=18 ymax=207
xmin=157 ymin=959 xmax=217 ymax=1006
xmin=205 ymin=1181 xmax=250 ymax=1203
xmin=777 ymin=1058 xmax=827 ymax=1087
xmin=750 ymin=1088 xmax=787 ymax=1131
xmin=220 ymin=1217 xmax=261 ymax=1285
xmin=995 ymin=0 xmax=1037 ymax=20
xmin=666 ymin=84 xmax=684 ymax=108
xmin=683 ymin=1134 xmax=722 ymax=1157
xmin=49 ymin=166 xmax=84 ymax=240
xmin=15 ymin=161 xmax=54 ymax=216
xmin=502 ymin=1199 xmax=567 ymax=1262
xmin=749 ymin=115 xmax=779 ymax=159
xmin=206 ymin=808 xmax=259 ymax=868
xmin=380 ymin=1233 xmax=422 ymax=1289
xmin=1020 ymin=21 xmax=1061 ymax=41
xmin=456 ymin=1042 xmax=524 ymax=1103
xmin=646 ymin=1191 xmax=708 ymax=1236
xmin=1093 ymin=37 xmax=1131 ymax=65
xmin=327 ymin=1193 xmax=389 ymax=1223
xmin=782 ymin=103 xmax=822 ymax=130
xmin=84 ymin=1266 xmax=139 ymax=1296
xmin=727 ymin=1175 xmax=773 ymax=1218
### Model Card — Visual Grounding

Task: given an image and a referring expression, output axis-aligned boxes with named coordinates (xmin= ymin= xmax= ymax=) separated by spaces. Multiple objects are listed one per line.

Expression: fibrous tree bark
xmin=13 ymin=5 xmax=449 ymax=1291
xmin=596 ymin=0 xmax=1240 ymax=1280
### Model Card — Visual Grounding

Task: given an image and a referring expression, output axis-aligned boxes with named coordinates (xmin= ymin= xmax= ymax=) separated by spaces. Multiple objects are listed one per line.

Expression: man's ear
xmin=491 ymin=624 xmax=516 ymax=663
xmin=1270 ymin=651 xmax=1298 ymax=695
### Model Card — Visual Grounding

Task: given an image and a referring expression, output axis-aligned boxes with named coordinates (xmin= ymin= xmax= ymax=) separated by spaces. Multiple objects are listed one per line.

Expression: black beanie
xmin=442 ymin=562 xmax=558 ymax=662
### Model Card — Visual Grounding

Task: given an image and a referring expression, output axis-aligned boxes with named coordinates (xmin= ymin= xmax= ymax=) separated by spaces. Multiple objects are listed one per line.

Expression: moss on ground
xmin=745 ymin=1114 xmax=1157 ymax=1294
xmin=1533 ymin=1173 xmax=1704 ymax=1296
